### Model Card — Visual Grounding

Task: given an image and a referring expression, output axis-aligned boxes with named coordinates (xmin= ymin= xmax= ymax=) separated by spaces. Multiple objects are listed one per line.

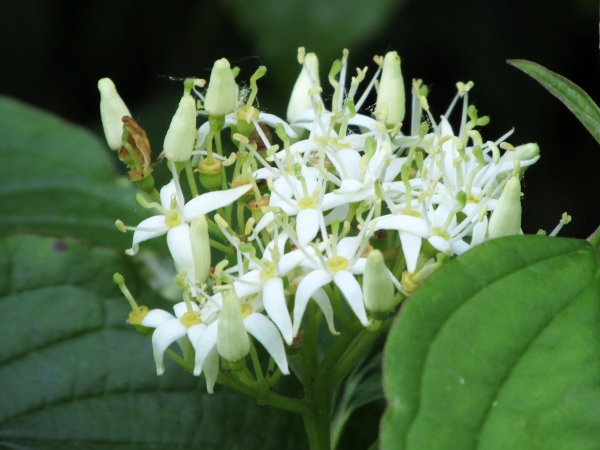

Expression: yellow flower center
xmin=127 ymin=305 xmax=149 ymax=325
xmin=262 ymin=261 xmax=275 ymax=279
xmin=240 ymin=304 xmax=253 ymax=318
xmin=165 ymin=209 xmax=182 ymax=228
xmin=326 ymin=256 xmax=349 ymax=273
xmin=180 ymin=311 xmax=201 ymax=327
xmin=298 ymin=197 xmax=316 ymax=210
xmin=432 ymin=227 xmax=450 ymax=240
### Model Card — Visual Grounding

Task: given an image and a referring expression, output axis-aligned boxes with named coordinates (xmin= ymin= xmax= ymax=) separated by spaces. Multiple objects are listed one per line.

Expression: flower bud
xmin=205 ymin=58 xmax=237 ymax=117
xmin=164 ymin=79 xmax=197 ymax=162
xmin=488 ymin=176 xmax=522 ymax=239
xmin=287 ymin=52 xmax=320 ymax=122
xmin=504 ymin=143 xmax=540 ymax=163
xmin=376 ymin=51 xmax=405 ymax=126
xmin=190 ymin=215 xmax=210 ymax=284
xmin=98 ymin=78 xmax=131 ymax=150
xmin=363 ymin=250 xmax=395 ymax=315
xmin=217 ymin=289 xmax=250 ymax=363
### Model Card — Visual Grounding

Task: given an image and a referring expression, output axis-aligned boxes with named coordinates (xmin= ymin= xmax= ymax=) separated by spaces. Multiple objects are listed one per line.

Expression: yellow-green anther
xmin=287 ymin=52 xmax=320 ymax=122
xmin=246 ymin=66 xmax=267 ymax=107
xmin=476 ymin=115 xmax=490 ymax=126
xmin=329 ymin=59 xmax=343 ymax=114
xmin=363 ymin=250 xmax=395 ymax=314
xmin=205 ymin=58 xmax=237 ymax=117
xmin=472 ymin=145 xmax=484 ymax=165
xmin=217 ymin=289 xmax=250 ymax=363
xmin=364 ymin=136 xmax=377 ymax=158
xmin=488 ymin=176 xmax=522 ymax=239
xmin=190 ymin=215 xmax=210 ymax=285
xmin=376 ymin=51 xmax=405 ymax=126
xmin=164 ymin=79 xmax=196 ymax=162
xmin=98 ymin=78 xmax=131 ymax=150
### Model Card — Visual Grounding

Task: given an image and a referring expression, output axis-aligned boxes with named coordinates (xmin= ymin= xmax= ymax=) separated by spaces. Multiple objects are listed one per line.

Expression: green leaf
xmin=381 ymin=235 xmax=600 ymax=449
xmin=0 ymin=95 xmax=147 ymax=248
xmin=0 ymin=235 xmax=305 ymax=449
xmin=508 ymin=59 xmax=600 ymax=146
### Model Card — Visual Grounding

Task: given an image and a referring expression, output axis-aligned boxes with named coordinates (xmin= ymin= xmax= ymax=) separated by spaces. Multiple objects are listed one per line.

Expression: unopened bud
xmin=164 ymin=79 xmax=197 ymax=162
xmin=504 ymin=143 xmax=540 ymax=163
xmin=363 ymin=250 xmax=395 ymax=315
xmin=217 ymin=289 xmax=250 ymax=363
xmin=98 ymin=78 xmax=131 ymax=150
xmin=376 ymin=51 xmax=405 ymax=126
xmin=190 ymin=215 xmax=210 ymax=284
xmin=488 ymin=176 xmax=522 ymax=239
xmin=287 ymin=52 xmax=320 ymax=122
xmin=205 ymin=58 xmax=237 ymax=117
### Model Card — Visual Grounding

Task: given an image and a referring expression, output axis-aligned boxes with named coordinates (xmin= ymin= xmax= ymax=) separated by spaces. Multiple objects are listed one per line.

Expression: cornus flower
xmin=107 ymin=48 xmax=545 ymax=403
xmin=141 ymin=300 xmax=205 ymax=376
xmin=121 ymin=172 xmax=250 ymax=288
xmin=293 ymin=220 xmax=375 ymax=334
xmin=194 ymin=289 xmax=290 ymax=393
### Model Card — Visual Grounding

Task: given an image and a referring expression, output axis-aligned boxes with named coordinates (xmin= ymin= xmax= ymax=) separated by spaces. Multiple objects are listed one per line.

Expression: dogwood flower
xmin=141 ymin=301 xmax=206 ymax=376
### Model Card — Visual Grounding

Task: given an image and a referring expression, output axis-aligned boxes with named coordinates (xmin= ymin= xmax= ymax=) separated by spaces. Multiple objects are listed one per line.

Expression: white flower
xmin=141 ymin=301 xmax=206 ymax=376
xmin=129 ymin=178 xmax=250 ymax=254
xmin=194 ymin=291 xmax=290 ymax=393
xmin=293 ymin=234 xmax=371 ymax=335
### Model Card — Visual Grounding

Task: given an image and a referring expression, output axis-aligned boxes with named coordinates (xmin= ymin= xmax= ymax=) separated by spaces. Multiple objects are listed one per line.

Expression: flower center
xmin=165 ymin=209 xmax=182 ymax=228
xmin=180 ymin=311 xmax=201 ymax=327
xmin=240 ymin=304 xmax=253 ymax=318
xmin=326 ymin=256 xmax=349 ymax=273
xmin=298 ymin=197 xmax=316 ymax=210
xmin=262 ymin=261 xmax=275 ymax=279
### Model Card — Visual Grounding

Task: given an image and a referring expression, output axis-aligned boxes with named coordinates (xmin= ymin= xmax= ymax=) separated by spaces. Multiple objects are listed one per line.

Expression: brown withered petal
xmin=248 ymin=123 xmax=272 ymax=150
xmin=122 ymin=116 xmax=151 ymax=163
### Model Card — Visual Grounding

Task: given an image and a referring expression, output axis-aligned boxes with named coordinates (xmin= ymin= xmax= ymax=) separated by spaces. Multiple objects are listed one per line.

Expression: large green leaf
xmin=508 ymin=59 xmax=600 ymax=146
xmin=0 ymin=96 xmax=147 ymax=248
xmin=0 ymin=235 xmax=305 ymax=449
xmin=381 ymin=235 xmax=600 ymax=449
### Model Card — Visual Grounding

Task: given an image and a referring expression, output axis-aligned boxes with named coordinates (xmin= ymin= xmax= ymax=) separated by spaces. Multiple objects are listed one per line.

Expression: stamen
xmin=549 ymin=212 xmax=571 ymax=237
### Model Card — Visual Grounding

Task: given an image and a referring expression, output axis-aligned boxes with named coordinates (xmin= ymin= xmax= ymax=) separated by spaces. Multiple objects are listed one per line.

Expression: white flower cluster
xmin=101 ymin=48 xmax=539 ymax=392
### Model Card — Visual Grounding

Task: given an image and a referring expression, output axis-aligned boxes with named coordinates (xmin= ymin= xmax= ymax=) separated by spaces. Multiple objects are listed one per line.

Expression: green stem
xmin=209 ymin=238 xmax=234 ymax=254
xmin=163 ymin=347 xmax=309 ymax=415
xmin=184 ymin=160 xmax=199 ymax=197
xmin=329 ymin=329 xmax=381 ymax=390
xmin=588 ymin=224 xmax=600 ymax=248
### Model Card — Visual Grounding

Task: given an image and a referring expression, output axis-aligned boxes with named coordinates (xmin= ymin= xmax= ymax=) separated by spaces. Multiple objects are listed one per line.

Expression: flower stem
xmin=184 ymin=160 xmax=199 ymax=197
xmin=587 ymin=224 xmax=600 ymax=248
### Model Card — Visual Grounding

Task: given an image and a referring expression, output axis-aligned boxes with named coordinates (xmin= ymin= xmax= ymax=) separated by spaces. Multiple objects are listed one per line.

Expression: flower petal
xmin=130 ymin=215 xmax=168 ymax=253
xmin=311 ymin=288 xmax=338 ymax=335
xmin=195 ymin=320 xmax=218 ymax=376
xmin=293 ymin=269 xmax=332 ymax=336
xmin=263 ymin=277 xmax=293 ymax=345
xmin=173 ymin=300 xmax=200 ymax=319
xmin=234 ymin=270 xmax=262 ymax=298
xmin=296 ymin=209 xmax=320 ymax=246
xmin=257 ymin=112 xmax=298 ymax=138
xmin=399 ymin=231 xmax=422 ymax=274
xmin=167 ymin=224 xmax=195 ymax=281
xmin=184 ymin=185 xmax=251 ymax=221
xmin=333 ymin=270 xmax=369 ymax=326
xmin=141 ymin=309 xmax=175 ymax=328
xmin=203 ymin=346 xmax=220 ymax=393
xmin=372 ymin=214 xmax=429 ymax=238
xmin=244 ymin=313 xmax=289 ymax=375
xmin=152 ymin=318 xmax=187 ymax=375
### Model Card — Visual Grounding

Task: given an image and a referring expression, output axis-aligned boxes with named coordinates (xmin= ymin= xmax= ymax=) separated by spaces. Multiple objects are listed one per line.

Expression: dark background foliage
xmin=2 ymin=0 xmax=599 ymax=238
